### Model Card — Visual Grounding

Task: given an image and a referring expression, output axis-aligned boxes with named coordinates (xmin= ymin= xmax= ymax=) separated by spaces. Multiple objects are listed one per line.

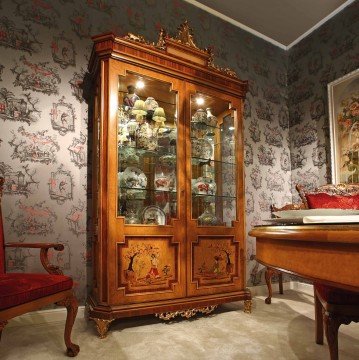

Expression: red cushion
xmin=0 ymin=273 xmax=73 ymax=310
xmin=305 ymin=193 xmax=359 ymax=209
xmin=316 ymin=284 xmax=359 ymax=305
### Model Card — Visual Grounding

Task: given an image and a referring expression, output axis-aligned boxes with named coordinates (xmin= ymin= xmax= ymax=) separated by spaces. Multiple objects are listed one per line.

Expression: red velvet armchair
xmin=0 ymin=178 xmax=80 ymax=357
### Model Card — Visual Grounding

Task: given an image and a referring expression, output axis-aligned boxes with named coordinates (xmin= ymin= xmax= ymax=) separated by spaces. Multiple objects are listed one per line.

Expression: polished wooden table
xmin=249 ymin=224 xmax=359 ymax=293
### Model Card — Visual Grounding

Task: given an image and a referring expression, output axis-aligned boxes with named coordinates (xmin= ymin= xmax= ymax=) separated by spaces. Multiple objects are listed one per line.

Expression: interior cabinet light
xmin=195 ymin=97 xmax=204 ymax=106
xmin=136 ymin=80 xmax=145 ymax=89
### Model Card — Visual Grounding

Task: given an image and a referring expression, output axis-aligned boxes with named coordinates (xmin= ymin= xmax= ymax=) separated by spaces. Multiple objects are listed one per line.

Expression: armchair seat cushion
xmin=0 ymin=273 xmax=73 ymax=310
xmin=316 ymin=283 xmax=359 ymax=305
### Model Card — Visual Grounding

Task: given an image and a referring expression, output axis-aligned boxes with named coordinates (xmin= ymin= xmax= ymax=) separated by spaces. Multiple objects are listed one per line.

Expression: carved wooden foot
xmin=56 ymin=295 xmax=80 ymax=357
xmin=323 ymin=311 xmax=340 ymax=360
xmin=91 ymin=318 xmax=114 ymax=339
xmin=0 ymin=320 xmax=8 ymax=341
xmin=265 ymin=267 xmax=275 ymax=304
xmin=244 ymin=300 xmax=252 ymax=313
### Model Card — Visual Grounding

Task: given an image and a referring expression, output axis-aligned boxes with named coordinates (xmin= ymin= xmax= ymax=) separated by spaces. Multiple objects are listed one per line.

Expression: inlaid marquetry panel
xmin=192 ymin=236 xmax=239 ymax=287
xmin=118 ymin=236 xmax=179 ymax=294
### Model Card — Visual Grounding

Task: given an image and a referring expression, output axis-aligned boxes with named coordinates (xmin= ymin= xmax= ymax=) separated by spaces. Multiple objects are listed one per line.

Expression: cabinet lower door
xmin=112 ymin=225 xmax=186 ymax=305
xmin=187 ymin=223 xmax=244 ymax=297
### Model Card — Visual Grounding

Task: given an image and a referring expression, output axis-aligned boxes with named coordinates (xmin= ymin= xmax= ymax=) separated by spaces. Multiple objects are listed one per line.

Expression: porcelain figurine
xmin=123 ymin=85 xmax=140 ymax=109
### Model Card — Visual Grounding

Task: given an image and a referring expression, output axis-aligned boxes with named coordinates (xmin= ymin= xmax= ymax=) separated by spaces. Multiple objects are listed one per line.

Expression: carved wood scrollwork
xmin=173 ymin=20 xmax=198 ymax=49
xmin=123 ymin=21 xmax=239 ymax=79
xmin=40 ymin=245 xmax=64 ymax=275
xmin=155 ymin=305 xmax=218 ymax=321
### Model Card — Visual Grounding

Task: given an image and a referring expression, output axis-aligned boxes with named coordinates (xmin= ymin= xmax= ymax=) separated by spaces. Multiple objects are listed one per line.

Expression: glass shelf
xmin=192 ymin=194 xmax=236 ymax=200
xmin=119 ymin=186 xmax=177 ymax=195
xmin=191 ymin=157 xmax=235 ymax=166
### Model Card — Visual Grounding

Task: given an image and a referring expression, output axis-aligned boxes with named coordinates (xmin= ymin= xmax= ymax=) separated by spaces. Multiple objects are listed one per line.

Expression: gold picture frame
xmin=328 ymin=68 xmax=359 ymax=184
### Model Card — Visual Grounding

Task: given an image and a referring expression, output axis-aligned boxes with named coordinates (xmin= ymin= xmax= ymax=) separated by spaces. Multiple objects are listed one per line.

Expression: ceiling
xmin=184 ymin=0 xmax=353 ymax=49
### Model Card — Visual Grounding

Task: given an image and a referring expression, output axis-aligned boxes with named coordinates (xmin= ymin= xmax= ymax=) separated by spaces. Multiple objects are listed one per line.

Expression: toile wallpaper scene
xmin=0 ymin=0 xmax=358 ymax=303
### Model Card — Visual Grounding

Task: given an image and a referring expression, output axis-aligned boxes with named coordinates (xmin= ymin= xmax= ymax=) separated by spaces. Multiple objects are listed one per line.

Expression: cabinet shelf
xmin=192 ymin=194 xmax=236 ymax=200
xmin=191 ymin=157 xmax=235 ymax=166
xmin=119 ymin=186 xmax=177 ymax=195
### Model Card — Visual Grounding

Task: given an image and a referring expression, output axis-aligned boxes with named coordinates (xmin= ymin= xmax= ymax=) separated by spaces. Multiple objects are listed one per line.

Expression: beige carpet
xmin=1 ymin=290 xmax=358 ymax=360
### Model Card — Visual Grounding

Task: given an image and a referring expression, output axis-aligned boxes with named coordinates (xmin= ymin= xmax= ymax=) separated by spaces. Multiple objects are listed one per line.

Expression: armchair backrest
xmin=0 ymin=177 xmax=4 ymax=274
xmin=297 ymin=183 xmax=359 ymax=209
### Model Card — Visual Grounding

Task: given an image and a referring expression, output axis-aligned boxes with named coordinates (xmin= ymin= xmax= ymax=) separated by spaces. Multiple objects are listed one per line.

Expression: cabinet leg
xmin=244 ymin=300 xmax=252 ymax=313
xmin=265 ymin=267 xmax=275 ymax=304
xmin=91 ymin=318 xmax=114 ymax=339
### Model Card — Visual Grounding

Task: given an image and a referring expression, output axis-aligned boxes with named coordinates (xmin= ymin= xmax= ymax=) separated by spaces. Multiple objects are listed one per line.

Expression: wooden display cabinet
xmin=87 ymin=22 xmax=251 ymax=338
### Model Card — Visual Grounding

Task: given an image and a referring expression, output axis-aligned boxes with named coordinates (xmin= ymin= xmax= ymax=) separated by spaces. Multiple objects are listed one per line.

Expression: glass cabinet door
xmin=190 ymin=92 xmax=237 ymax=227
xmin=117 ymin=72 xmax=178 ymax=225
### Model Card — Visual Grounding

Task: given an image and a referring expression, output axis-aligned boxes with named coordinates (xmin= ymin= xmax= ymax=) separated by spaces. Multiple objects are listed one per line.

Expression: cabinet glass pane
xmin=117 ymin=72 xmax=178 ymax=225
xmin=190 ymin=93 xmax=236 ymax=227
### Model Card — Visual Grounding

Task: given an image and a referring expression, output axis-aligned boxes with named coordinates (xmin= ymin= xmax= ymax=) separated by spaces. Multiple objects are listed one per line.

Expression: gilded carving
xmin=156 ymin=305 xmax=217 ymax=321
xmin=124 ymin=32 xmax=149 ymax=45
xmin=90 ymin=318 xmax=114 ymax=339
xmin=244 ymin=299 xmax=252 ymax=313
xmin=122 ymin=21 xmax=239 ymax=79
xmin=173 ymin=20 xmax=198 ymax=49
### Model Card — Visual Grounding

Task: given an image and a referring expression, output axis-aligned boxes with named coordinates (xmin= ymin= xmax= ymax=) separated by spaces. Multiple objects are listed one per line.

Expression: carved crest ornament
xmin=124 ymin=21 xmax=239 ymax=79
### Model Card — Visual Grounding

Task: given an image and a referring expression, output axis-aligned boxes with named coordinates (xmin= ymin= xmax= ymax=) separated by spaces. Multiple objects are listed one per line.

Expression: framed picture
xmin=328 ymin=68 xmax=359 ymax=184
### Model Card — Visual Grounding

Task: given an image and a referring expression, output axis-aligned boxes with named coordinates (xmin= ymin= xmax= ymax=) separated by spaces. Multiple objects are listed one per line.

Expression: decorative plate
xmin=121 ymin=166 xmax=147 ymax=189
xmin=142 ymin=206 xmax=166 ymax=225
xmin=191 ymin=138 xmax=213 ymax=159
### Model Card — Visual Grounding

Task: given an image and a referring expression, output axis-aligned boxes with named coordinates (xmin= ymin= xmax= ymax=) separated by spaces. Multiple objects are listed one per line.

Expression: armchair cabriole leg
xmin=265 ymin=267 xmax=274 ymax=304
xmin=324 ymin=311 xmax=340 ymax=360
xmin=56 ymin=295 xmax=80 ymax=357
xmin=0 ymin=320 xmax=8 ymax=341
xmin=314 ymin=291 xmax=323 ymax=344
xmin=278 ymin=272 xmax=283 ymax=294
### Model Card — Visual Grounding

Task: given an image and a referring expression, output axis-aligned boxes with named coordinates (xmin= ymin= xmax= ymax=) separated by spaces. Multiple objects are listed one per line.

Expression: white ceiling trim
xmin=184 ymin=0 xmax=355 ymax=50
xmin=286 ymin=0 xmax=356 ymax=49
xmin=183 ymin=0 xmax=287 ymax=50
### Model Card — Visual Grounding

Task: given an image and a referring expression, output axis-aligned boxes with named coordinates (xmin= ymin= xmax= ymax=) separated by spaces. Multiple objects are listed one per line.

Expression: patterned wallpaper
xmin=0 ymin=0 xmax=357 ymax=303
xmin=288 ymin=1 xmax=359 ymax=197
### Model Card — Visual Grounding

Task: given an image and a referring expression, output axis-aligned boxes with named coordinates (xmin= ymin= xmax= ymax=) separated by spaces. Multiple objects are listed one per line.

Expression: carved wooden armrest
xmin=5 ymin=242 xmax=65 ymax=275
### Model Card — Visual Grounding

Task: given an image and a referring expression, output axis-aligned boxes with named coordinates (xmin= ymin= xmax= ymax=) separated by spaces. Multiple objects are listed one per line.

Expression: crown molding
xmin=183 ymin=0 xmax=287 ymax=50
xmin=286 ymin=0 xmax=356 ymax=49
xmin=184 ymin=0 xmax=355 ymax=51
